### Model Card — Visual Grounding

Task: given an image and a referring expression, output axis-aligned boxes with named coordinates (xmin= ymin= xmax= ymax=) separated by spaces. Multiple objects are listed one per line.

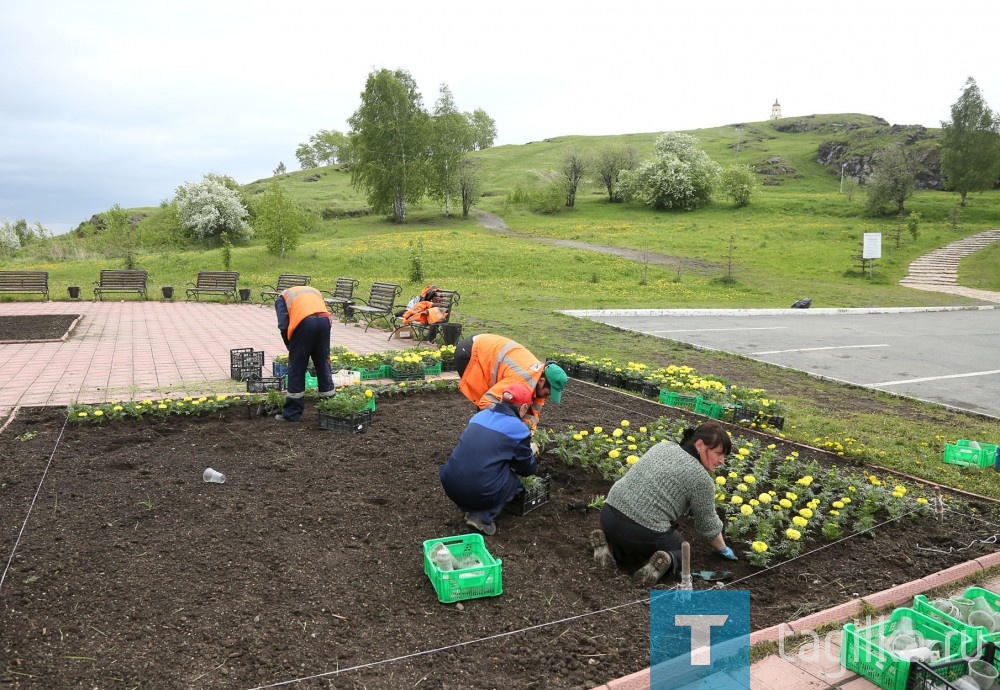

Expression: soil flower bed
xmin=1 ymin=384 xmax=997 ymax=689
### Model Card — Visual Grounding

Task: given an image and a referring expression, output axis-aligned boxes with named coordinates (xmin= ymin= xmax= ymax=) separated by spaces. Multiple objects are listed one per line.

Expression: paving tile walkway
xmin=0 ymin=301 xmax=413 ymax=416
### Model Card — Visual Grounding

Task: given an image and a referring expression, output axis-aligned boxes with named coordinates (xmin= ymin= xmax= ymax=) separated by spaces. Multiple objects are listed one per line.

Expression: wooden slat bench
xmin=322 ymin=277 xmax=359 ymax=321
xmin=0 ymin=271 xmax=49 ymax=300
xmin=185 ymin=271 xmax=239 ymax=302
xmin=260 ymin=274 xmax=311 ymax=303
xmin=389 ymin=289 xmax=461 ymax=342
xmin=351 ymin=282 xmax=402 ymax=332
xmin=93 ymin=269 xmax=148 ymax=300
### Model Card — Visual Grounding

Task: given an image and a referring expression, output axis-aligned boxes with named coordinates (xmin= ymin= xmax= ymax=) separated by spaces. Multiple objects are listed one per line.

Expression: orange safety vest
xmin=402 ymin=302 xmax=447 ymax=325
xmin=458 ymin=334 xmax=546 ymax=427
xmin=282 ymin=286 xmax=328 ymax=340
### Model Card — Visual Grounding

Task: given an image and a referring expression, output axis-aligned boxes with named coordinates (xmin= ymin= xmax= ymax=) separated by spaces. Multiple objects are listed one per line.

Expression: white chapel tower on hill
xmin=770 ymin=99 xmax=782 ymax=120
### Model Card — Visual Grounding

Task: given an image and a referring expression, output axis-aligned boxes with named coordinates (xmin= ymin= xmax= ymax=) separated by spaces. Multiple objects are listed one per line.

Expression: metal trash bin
xmin=441 ymin=323 xmax=463 ymax=346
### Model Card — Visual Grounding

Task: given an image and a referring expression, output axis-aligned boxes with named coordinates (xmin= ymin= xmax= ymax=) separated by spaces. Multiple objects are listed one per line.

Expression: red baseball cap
xmin=502 ymin=383 xmax=534 ymax=405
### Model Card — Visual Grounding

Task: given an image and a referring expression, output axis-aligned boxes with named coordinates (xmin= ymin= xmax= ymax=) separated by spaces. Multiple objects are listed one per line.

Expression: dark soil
xmin=0 ymin=315 xmax=79 ymax=343
xmin=1 ymin=384 xmax=997 ymax=689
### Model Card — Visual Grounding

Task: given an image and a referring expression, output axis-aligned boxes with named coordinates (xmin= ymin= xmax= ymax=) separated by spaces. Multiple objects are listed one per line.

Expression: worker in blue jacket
xmin=439 ymin=383 xmax=538 ymax=536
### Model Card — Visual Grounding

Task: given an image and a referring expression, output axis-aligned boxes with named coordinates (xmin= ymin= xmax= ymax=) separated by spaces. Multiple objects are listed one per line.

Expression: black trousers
xmin=599 ymin=503 xmax=682 ymax=574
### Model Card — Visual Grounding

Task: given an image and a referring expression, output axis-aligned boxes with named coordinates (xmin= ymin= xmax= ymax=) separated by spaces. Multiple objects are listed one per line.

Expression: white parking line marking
xmin=647 ymin=327 xmax=789 ymax=334
xmin=751 ymin=344 xmax=890 ymax=355
xmin=872 ymin=369 xmax=1000 ymax=386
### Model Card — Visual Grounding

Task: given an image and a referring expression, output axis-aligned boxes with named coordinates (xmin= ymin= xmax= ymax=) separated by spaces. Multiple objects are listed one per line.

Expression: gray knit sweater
xmin=606 ymin=441 xmax=723 ymax=540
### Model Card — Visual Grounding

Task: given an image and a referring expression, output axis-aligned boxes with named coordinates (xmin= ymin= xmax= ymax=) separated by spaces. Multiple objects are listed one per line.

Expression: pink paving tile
xmin=604 ymin=668 xmax=649 ymax=689
xmin=748 ymin=655 xmax=830 ymax=689
xmin=837 ymin=678 xmax=882 ymax=689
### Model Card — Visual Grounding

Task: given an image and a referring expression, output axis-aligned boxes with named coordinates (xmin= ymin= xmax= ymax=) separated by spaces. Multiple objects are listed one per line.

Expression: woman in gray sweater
xmin=591 ymin=422 xmax=738 ymax=586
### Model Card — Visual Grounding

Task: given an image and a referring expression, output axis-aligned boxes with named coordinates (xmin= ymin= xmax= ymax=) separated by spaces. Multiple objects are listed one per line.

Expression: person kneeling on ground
xmin=590 ymin=422 xmax=738 ymax=587
xmin=439 ymin=384 xmax=538 ymax=536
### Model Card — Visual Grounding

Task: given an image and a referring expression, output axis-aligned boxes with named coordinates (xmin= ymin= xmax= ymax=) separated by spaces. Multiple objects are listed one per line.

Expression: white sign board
xmin=863 ymin=233 xmax=882 ymax=259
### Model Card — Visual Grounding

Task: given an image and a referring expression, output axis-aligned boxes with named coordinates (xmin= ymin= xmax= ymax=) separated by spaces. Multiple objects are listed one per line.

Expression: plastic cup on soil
xmin=203 ymin=468 xmax=226 ymax=484
xmin=968 ymin=610 xmax=998 ymax=633
xmin=968 ymin=659 xmax=999 ymax=690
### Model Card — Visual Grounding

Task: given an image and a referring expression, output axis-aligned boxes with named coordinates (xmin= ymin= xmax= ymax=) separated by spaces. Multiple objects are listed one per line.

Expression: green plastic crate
xmin=422 ymin=533 xmax=503 ymax=604
xmin=353 ymin=365 xmax=389 ymax=381
xmin=281 ymin=372 xmax=318 ymax=389
xmin=694 ymin=397 xmax=725 ymax=419
xmin=943 ymin=439 xmax=1000 ymax=468
xmin=913 ymin=588 xmax=1000 ymax=646
xmin=658 ymin=390 xmax=698 ymax=409
xmin=906 ymin=642 xmax=999 ymax=690
xmin=841 ymin=608 xmax=977 ymax=690
xmin=424 ymin=361 xmax=442 ymax=376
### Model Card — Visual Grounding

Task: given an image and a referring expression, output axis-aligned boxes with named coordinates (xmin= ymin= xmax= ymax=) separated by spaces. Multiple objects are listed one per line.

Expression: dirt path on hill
xmin=474 ymin=210 xmax=720 ymax=271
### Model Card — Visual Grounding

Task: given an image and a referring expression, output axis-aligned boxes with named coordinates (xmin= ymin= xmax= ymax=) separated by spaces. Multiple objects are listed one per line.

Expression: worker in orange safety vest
xmin=455 ymin=333 xmax=567 ymax=430
xmin=274 ymin=286 xmax=335 ymax=421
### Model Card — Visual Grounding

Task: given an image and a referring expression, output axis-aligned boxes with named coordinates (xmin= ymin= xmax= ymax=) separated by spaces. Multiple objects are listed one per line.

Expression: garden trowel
xmin=692 ymin=570 xmax=731 ymax=582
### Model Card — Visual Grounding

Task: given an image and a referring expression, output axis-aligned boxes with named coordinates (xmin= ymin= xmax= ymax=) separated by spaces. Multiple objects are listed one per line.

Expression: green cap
xmin=543 ymin=363 xmax=567 ymax=404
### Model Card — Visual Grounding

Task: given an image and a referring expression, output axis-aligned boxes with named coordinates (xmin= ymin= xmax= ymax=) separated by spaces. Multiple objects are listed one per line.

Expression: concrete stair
xmin=899 ymin=228 xmax=1000 ymax=287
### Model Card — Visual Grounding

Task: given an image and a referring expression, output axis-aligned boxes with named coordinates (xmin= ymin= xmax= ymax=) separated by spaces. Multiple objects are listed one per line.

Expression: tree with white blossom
xmin=174 ymin=176 xmax=252 ymax=242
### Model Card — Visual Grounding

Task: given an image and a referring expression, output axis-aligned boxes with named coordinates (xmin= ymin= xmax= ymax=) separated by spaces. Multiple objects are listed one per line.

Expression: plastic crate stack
xmin=230 ymin=348 xmax=264 ymax=381
xmin=943 ymin=439 xmax=1000 ymax=471
xmin=841 ymin=586 xmax=1000 ymax=690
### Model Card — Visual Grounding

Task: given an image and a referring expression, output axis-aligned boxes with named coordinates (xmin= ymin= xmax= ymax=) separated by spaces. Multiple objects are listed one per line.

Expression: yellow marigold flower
xmin=916 ymin=497 xmax=928 ymax=505
xmin=158 ymin=404 xmax=167 ymax=409
xmin=829 ymin=510 xmax=840 ymax=516
xmin=779 ymin=499 xmax=792 ymax=509
xmin=786 ymin=528 xmax=801 ymax=541
xmin=184 ymin=397 xmax=193 ymax=401
xmin=621 ymin=420 xmax=630 ymax=428
xmin=792 ymin=516 xmax=808 ymax=527
xmin=749 ymin=499 xmax=759 ymax=507
xmin=639 ymin=427 xmax=647 ymax=433
xmin=737 ymin=448 xmax=750 ymax=457
xmin=612 ymin=429 xmax=623 ymax=438
xmin=626 ymin=455 xmax=640 ymax=466
xmin=216 ymin=395 xmax=227 ymax=401
xmin=580 ymin=430 xmax=588 ymax=436
xmin=728 ymin=472 xmax=737 ymax=478
xmin=842 ymin=497 xmax=852 ymax=503
xmin=808 ymin=499 xmax=820 ymax=509
xmin=731 ymin=495 xmax=743 ymax=505
xmin=626 ymin=436 xmax=636 ymax=443
xmin=894 ymin=485 xmax=907 ymax=495
xmin=848 ymin=486 xmax=857 ymax=493
xmin=740 ymin=505 xmax=753 ymax=516
xmin=796 ymin=476 xmax=813 ymax=486
xmin=716 ymin=493 xmax=726 ymax=502
xmin=177 ymin=402 xmax=185 ymax=407
xmin=892 ymin=491 xmax=904 ymax=499
xmin=757 ymin=493 xmax=771 ymax=503
xmin=716 ymin=476 xmax=727 ymax=486
xmin=192 ymin=400 xmax=200 ymax=405
xmin=78 ymin=412 xmax=88 ymax=417
xmin=198 ymin=397 xmax=207 ymax=402
xmin=798 ymin=508 xmax=813 ymax=519
xmin=113 ymin=405 xmax=123 ymax=411
xmin=608 ymin=449 xmax=620 ymax=459
xmin=628 ymin=444 xmax=637 ymax=451
xmin=365 ymin=389 xmax=373 ymax=398
xmin=832 ymin=501 xmax=845 ymax=509
xmin=752 ymin=541 xmax=768 ymax=553
xmin=573 ymin=433 xmax=583 ymax=441
xmin=94 ymin=410 xmax=104 ymax=417
xmin=743 ymin=475 xmax=756 ymax=484
xmin=767 ymin=443 xmax=776 ymax=450
xmin=737 ymin=483 xmax=748 ymax=492
xmin=142 ymin=399 xmax=152 ymax=405
xmin=592 ymin=427 xmax=602 ymax=434
xmin=786 ymin=492 xmax=797 ymax=501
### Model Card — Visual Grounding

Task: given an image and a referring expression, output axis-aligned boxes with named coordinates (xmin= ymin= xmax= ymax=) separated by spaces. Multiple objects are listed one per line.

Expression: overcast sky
xmin=2 ymin=1 xmax=998 ymax=235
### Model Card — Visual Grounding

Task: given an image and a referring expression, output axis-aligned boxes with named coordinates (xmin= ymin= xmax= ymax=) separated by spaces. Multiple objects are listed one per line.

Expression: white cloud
xmin=1 ymin=0 xmax=998 ymax=232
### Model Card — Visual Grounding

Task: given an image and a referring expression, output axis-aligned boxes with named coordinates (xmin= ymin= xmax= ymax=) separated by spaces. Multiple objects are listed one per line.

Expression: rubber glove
xmin=717 ymin=546 xmax=738 ymax=561
xmin=530 ymin=441 xmax=540 ymax=456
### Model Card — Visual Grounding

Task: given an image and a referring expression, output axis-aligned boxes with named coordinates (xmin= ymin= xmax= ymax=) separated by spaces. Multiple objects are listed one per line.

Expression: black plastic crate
xmin=907 ymin=642 xmax=998 ymax=689
xmin=231 ymin=364 xmax=262 ymax=381
xmin=245 ymin=375 xmax=286 ymax=393
xmin=316 ymin=409 xmax=374 ymax=433
xmin=230 ymin=348 xmax=263 ymax=368
xmin=505 ymin=475 xmax=551 ymax=515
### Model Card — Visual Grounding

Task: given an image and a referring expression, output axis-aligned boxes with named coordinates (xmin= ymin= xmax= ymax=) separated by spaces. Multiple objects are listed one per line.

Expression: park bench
xmin=0 ymin=270 xmax=49 ymax=300
xmin=185 ymin=271 xmax=239 ymax=302
xmin=351 ymin=281 xmax=402 ymax=332
xmin=389 ymin=289 xmax=461 ymax=342
xmin=322 ymin=277 xmax=359 ymax=321
xmin=93 ymin=269 xmax=148 ymax=300
xmin=259 ymin=274 xmax=311 ymax=303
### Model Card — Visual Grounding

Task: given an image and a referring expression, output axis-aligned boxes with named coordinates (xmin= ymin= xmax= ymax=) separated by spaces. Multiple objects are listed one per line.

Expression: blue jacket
xmin=440 ymin=404 xmax=536 ymax=507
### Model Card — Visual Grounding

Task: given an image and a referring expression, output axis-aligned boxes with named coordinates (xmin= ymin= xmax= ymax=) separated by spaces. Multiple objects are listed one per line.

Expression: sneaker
xmin=632 ymin=550 xmax=672 ymax=588
xmin=274 ymin=414 xmax=298 ymax=422
xmin=589 ymin=529 xmax=614 ymax=569
xmin=464 ymin=512 xmax=497 ymax=536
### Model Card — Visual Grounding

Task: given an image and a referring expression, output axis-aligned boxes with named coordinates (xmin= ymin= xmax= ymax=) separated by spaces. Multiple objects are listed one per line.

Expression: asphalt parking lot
xmin=564 ymin=306 xmax=1000 ymax=418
